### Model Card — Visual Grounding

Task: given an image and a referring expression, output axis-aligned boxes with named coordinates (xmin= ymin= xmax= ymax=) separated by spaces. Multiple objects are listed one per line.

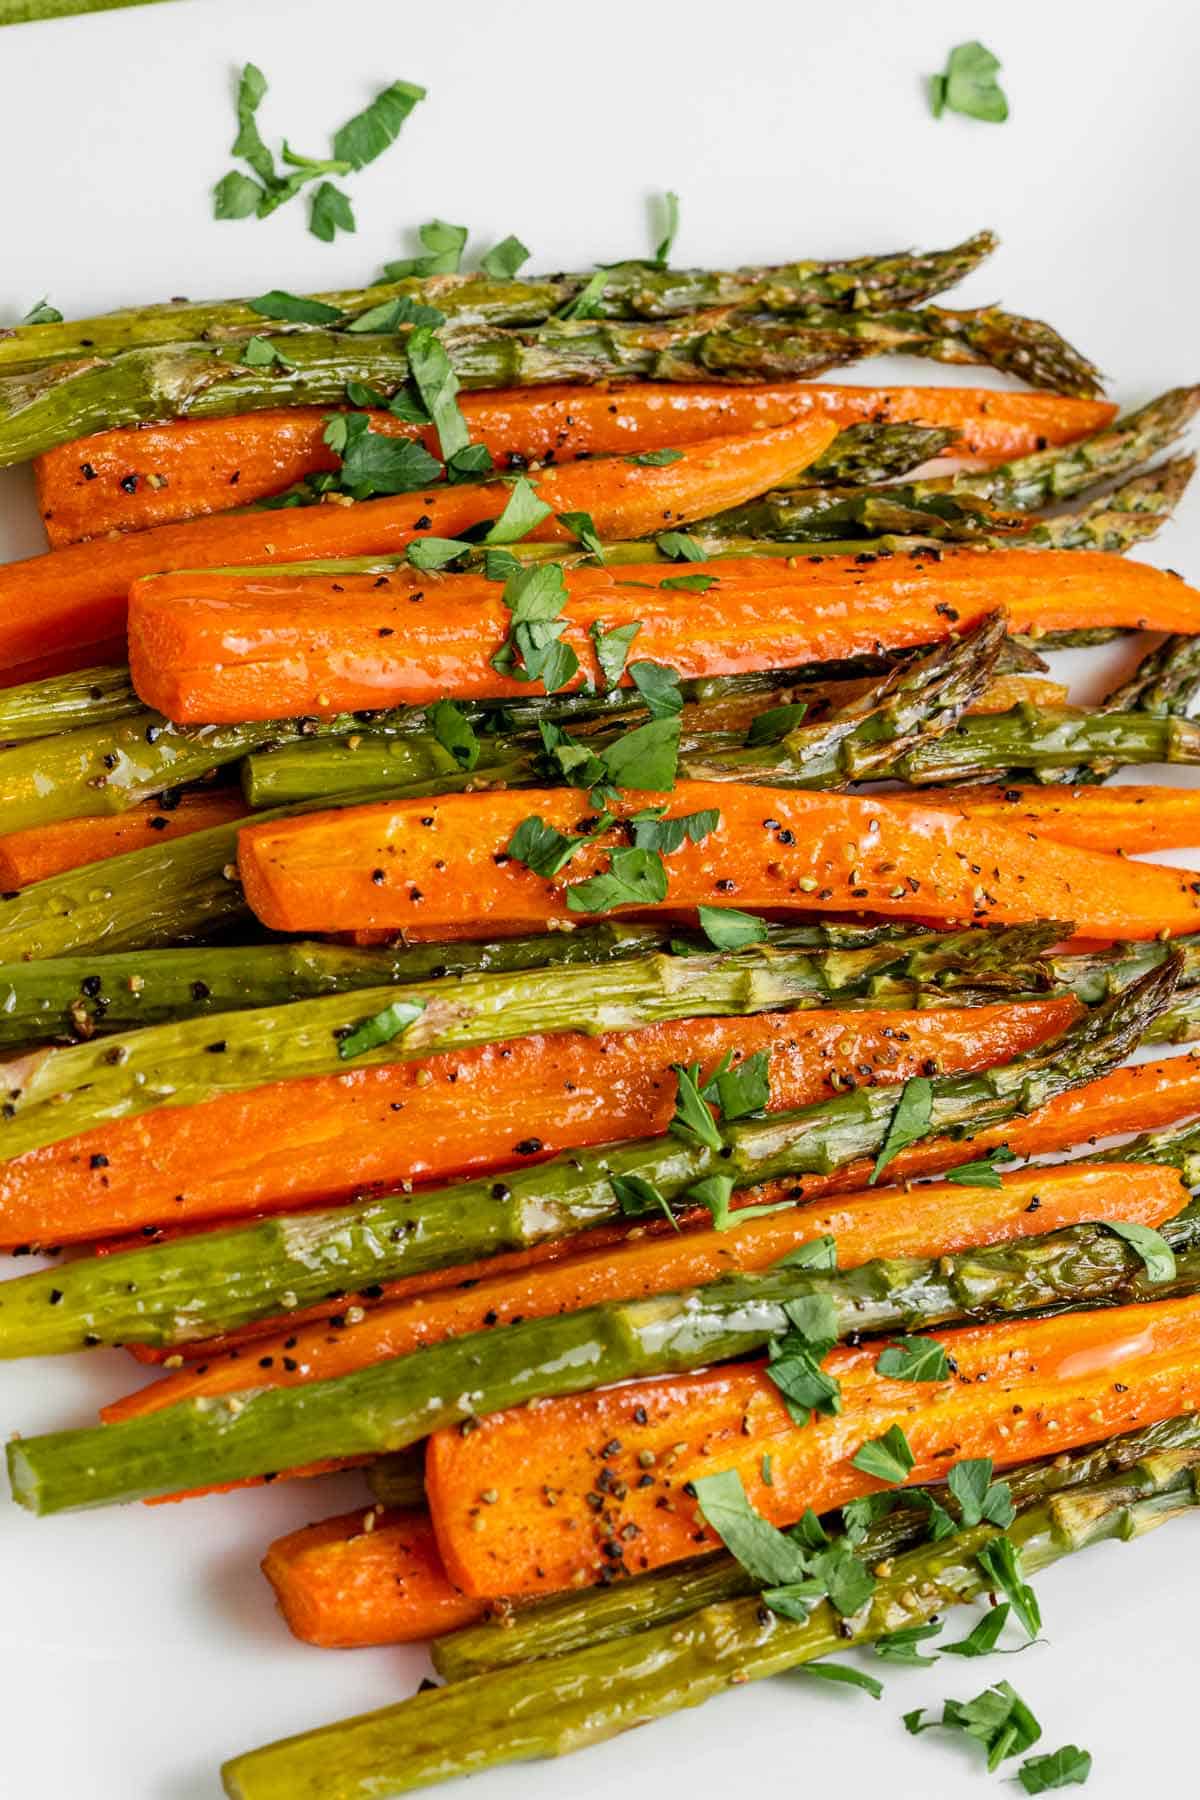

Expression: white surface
xmin=1 ymin=0 xmax=1199 ymax=1794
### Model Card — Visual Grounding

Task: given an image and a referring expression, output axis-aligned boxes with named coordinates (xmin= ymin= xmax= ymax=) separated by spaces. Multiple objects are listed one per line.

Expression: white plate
xmin=1 ymin=0 xmax=1199 ymax=1794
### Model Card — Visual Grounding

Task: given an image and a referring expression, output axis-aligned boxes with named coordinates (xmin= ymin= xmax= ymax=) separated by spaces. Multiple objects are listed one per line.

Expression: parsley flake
xmin=870 ymin=1076 xmax=933 ymax=1184
xmin=565 ymin=846 xmax=668 ymax=914
xmin=906 ymin=1679 xmax=1042 ymax=1773
xmin=874 ymin=1336 xmax=951 ymax=1382
xmin=651 ymin=189 xmax=681 ymax=268
xmin=309 ymin=181 xmax=356 ymax=243
xmin=944 ymin=1144 xmax=1019 ymax=1188
xmin=332 ymin=79 xmax=427 ymax=170
xmin=557 ymin=510 xmax=605 ymax=559
xmin=239 ymin=336 xmax=296 ymax=370
xmin=22 ymin=299 xmax=63 ymax=325
xmin=796 ymin=1661 xmax=882 ymax=1699
xmin=484 ymin=477 xmax=552 ymax=544
xmin=660 ymin=573 xmax=717 ymax=593
xmin=481 ymin=234 xmax=531 ymax=279
xmin=248 ymin=290 xmax=344 ymax=325
xmin=976 ymin=1537 xmax=1041 ymax=1641
xmin=1019 ymin=1745 xmax=1092 ymax=1794
xmin=696 ymin=905 xmax=769 ymax=950
xmin=1101 ymin=1218 xmax=1177 ymax=1284
xmin=626 ymin=448 xmax=683 ymax=467
xmin=929 ymin=41 xmax=1010 ymax=123
xmin=589 ymin=620 xmax=642 ymax=688
xmin=337 ymin=999 xmax=425 ymax=1061
xmin=631 ymin=807 xmax=719 ymax=855
xmin=745 ymin=701 xmax=808 ymax=747
xmin=384 ymin=219 xmax=468 ymax=279
xmin=851 ymin=1424 xmax=914 ymax=1485
xmin=948 ymin=1457 xmax=1015 ymax=1530
xmin=655 ymin=530 xmax=706 ymax=562
xmin=429 ymin=700 xmax=479 ymax=772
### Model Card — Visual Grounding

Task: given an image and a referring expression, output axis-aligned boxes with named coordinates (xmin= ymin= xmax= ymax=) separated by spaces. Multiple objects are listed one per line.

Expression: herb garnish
xmin=796 ymin=1662 xmax=883 ymax=1699
xmin=692 ymin=1468 xmax=876 ymax=1625
xmin=1018 ymin=1745 xmax=1092 ymax=1793
xmin=655 ymin=531 xmax=706 ymax=562
xmin=660 ymin=573 xmax=717 ymax=593
xmin=943 ymin=1144 xmax=1019 ymax=1188
xmin=696 ymin=905 xmax=768 ymax=949
xmin=557 ymin=511 xmax=605 ymax=560
xmin=870 ymin=1076 xmax=933 ymax=1184
xmin=337 ymin=998 xmax=425 ymax=1060
xmin=332 ymin=80 xmax=427 ymax=169
xmin=745 ymin=701 xmax=808 ymax=747
xmin=874 ymin=1336 xmax=951 ymax=1382
xmin=565 ymin=847 xmax=669 ymax=914
xmin=383 ymin=219 xmax=469 ymax=279
xmin=630 ymin=806 xmax=719 ymax=855
xmin=247 ymin=290 xmax=343 ymax=325
xmin=1101 ymin=1218 xmax=1176 ymax=1283
xmin=949 ymin=1457 xmax=1015 ymax=1530
xmin=406 ymin=324 xmax=491 ymax=479
xmin=322 ymin=412 xmax=442 ymax=497
xmin=484 ymin=477 xmax=552 ymax=545
xmin=929 ymin=41 xmax=1010 ymax=123
xmin=429 ymin=700 xmax=480 ymax=772
xmin=490 ymin=562 xmax=579 ymax=693
xmin=851 ymin=1424 xmax=915 ymax=1485
xmin=626 ymin=448 xmax=684 ymax=467
xmin=650 ymin=189 xmax=681 ymax=268
xmin=22 ymin=299 xmax=63 ymax=325
xmin=589 ymin=620 xmax=642 ymax=688
xmin=238 ymin=336 xmax=296 ymax=370
xmin=905 ymin=1680 xmax=1042 ymax=1772
xmin=976 ymin=1536 xmax=1041 ymax=1640
xmin=480 ymin=235 xmax=531 ymax=279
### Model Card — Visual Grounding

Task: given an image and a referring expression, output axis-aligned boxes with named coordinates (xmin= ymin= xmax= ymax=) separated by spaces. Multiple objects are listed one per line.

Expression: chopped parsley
xmin=626 ymin=447 xmax=683 ymax=467
xmin=1018 ymin=1745 xmax=1092 ymax=1793
xmin=796 ymin=1662 xmax=882 ymax=1699
xmin=655 ymin=530 xmax=706 ymax=562
xmin=1101 ymin=1218 xmax=1176 ymax=1284
xmin=239 ymin=336 xmax=296 ymax=370
xmin=248 ymin=290 xmax=343 ymax=325
xmin=557 ymin=267 xmax=608 ymax=321
xmin=481 ymin=234 xmax=531 ymax=280
xmin=630 ymin=806 xmax=719 ymax=855
xmin=309 ymin=180 xmax=356 ymax=243
xmin=870 ymin=1076 xmax=933 ymax=1184
xmin=332 ymin=79 xmax=427 ymax=169
xmin=557 ymin=510 xmax=605 ymax=559
xmin=322 ymin=412 xmax=442 ymax=497
xmin=490 ymin=561 xmax=579 ymax=693
xmin=929 ymin=41 xmax=1009 ymax=123
xmin=905 ymin=1680 xmax=1042 ymax=1773
xmin=851 ymin=1424 xmax=915 ymax=1485
xmin=660 ymin=573 xmax=717 ymax=593
xmin=651 ymin=189 xmax=681 ymax=268
xmin=943 ymin=1144 xmax=1019 ymax=1188
xmin=745 ymin=701 xmax=808 ymax=747
xmin=429 ymin=700 xmax=479 ymax=772
xmin=976 ymin=1537 xmax=1041 ymax=1641
xmin=383 ymin=218 xmax=468 ymax=279
xmin=874 ymin=1336 xmax=951 ymax=1382
xmin=337 ymin=999 xmax=425 ymax=1060
xmin=948 ymin=1457 xmax=1015 ymax=1530
xmin=484 ymin=477 xmax=553 ymax=544
xmin=696 ymin=905 xmax=769 ymax=950
xmin=774 ymin=1235 xmax=837 ymax=1272
xmin=629 ymin=660 xmax=683 ymax=717
xmin=22 ymin=299 xmax=63 ymax=325
xmin=565 ymin=846 xmax=669 ymax=914
xmin=589 ymin=619 xmax=642 ymax=688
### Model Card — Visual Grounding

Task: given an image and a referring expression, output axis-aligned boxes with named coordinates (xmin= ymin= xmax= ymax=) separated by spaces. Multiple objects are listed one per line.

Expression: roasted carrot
xmin=0 ymin=998 xmax=1078 ymax=1251
xmin=0 ymin=792 xmax=247 ymax=889
xmin=236 ymin=781 xmax=1200 ymax=941
xmin=263 ymin=1506 xmax=484 ymax=1648
xmin=892 ymin=783 xmax=1200 ymax=855
xmin=104 ymin=1161 xmax=1182 ymax=1427
xmin=33 ymin=385 xmax=1115 ymax=547
xmin=125 ymin=1048 xmax=1200 ymax=1372
xmin=426 ymin=1294 xmax=1200 ymax=1599
xmin=128 ymin=550 xmax=1199 ymax=723
xmin=0 ymin=417 xmax=835 ymax=678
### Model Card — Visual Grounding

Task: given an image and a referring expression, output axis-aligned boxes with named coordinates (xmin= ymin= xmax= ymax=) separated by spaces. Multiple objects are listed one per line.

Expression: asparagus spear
xmin=0 ymin=304 xmax=1104 ymax=468
xmin=1102 ymin=627 xmax=1200 ymax=719
xmin=0 ymin=919 xmax=1063 ymax=1047
xmin=431 ymin=1412 xmax=1200 ymax=1678
xmin=0 ymin=234 xmax=997 ymax=374
xmin=218 ymin=1441 xmax=1200 ymax=1799
xmin=11 ymin=1151 xmax=1198 ymax=1509
xmin=0 ymin=663 xmax=139 ymax=742
xmin=885 ymin=703 xmax=1200 ymax=786
xmin=0 ymin=964 xmax=1172 ymax=1358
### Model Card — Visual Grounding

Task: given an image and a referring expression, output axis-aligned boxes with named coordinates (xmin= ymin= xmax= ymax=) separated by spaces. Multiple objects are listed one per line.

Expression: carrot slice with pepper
xmin=892 ymin=783 xmax=1200 ymax=855
xmin=128 ymin=550 xmax=1198 ymax=723
xmin=257 ymin=1160 xmax=1179 ymax=1647
xmin=0 ymin=416 xmax=836 ymax=678
xmin=0 ymin=997 xmax=1077 ymax=1251
xmin=236 ymin=781 xmax=1200 ymax=941
xmin=426 ymin=1294 xmax=1200 ymax=1600
xmin=34 ymin=385 xmax=1115 ymax=547
xmin=0 ymin=792 xmax=247 ymax=889
xmin=104 ymin=1160 xmax=1182 ymax=1427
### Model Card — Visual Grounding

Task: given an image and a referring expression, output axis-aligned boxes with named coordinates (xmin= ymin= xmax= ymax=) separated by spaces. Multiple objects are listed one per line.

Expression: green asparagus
xmin=0 ymin=663 xmax=139 ymax=742
xmin=0 ymin=303 xmax=1104 ymax=468
xmin=0 ymin=234 xmax=997 ymax=374
xmin=0 ymin=963 xmax=1172 ymax=1356
xmin=431 ymin=1412 xmax=1200 ymax=1678
xmin=10 ymin=1159 xmax=1198 ymax=1509
xmin=218 ymin=1438 xmax=1200 ymax=1798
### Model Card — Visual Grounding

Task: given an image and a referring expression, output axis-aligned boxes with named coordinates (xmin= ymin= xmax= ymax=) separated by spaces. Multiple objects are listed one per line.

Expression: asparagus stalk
xmin=1102 ymin=627 xmax=1200 ymax=719
xmin=0 ymin=304 xmax=1104 ymax=468
xmin=0 ymin=663 xmax=139 ymax=742
xmin=223 ymin=1439 xmax=1200 ymax=1797
xmin=884 ymin=703 xmax=1200 ymax=786
xmin=12 ymin=1161 xmax=1199 ymax=1511
xmin=0 ymin=964 xmax=1172 ymax=1358
xmin=0 ymin=234 xmax=997 ymax=375
xmin=431 ymin=1412 xmax=1200 ymax=1679
xmin=0 ymin=919 xmax=1063 ymax=1047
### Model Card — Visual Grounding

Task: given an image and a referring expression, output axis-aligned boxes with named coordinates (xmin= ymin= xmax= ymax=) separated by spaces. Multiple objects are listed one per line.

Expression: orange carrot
xmin=892 ymin=783 xmax=1200 ymax=855
xmin=0 ymin=417 xmax=835 ymax=678
xmin=262 ymin=1506 xmax=483 ymax=1648
xmin=236 ymin=780 xmax=1200 ymax=941
xmin=104 ymin=1161 xmax=1182 ymax=1427
xmin=426 ymin=1294 xmax=1200 ymax=1599
xmin=0 ymin=792 xmax=247 ymax=889
xmin=127 ymin=550 xmax=1199 ymax=723
xmin=971 ymin=674 xmax=1069 ymax=712
xmin=33 ymin=385 xmax=1115 ymax=548
xmin=0 ymin=997 xmax=1077 ymax=1251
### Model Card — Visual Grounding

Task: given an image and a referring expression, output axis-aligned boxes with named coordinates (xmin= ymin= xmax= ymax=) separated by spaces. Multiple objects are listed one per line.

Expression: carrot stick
xmin=123 ymin=1045 xmax=1200 ymax=1371
xmin=0 ymin=792 xmax=247 ymax=889
xmin=426 ymin=1294 xmax=1200 ymax=1600
xmin=33 ymin=385 xmax=1115 ymax=548
xmin=103 ymin=1161 xmax=1182 ymax=1427
xmin=236 ymin=780 xmax=1200 ymax=941
xmin=0 ymin=417 xmax=835 ymax=678
xmin=892 ymin=783 xmax=1200 ymax=855
xmin=262 ymin=1506 xmax=484 ymax=1648
xmin=0 ymin=997 xmax=1077 ymax=1251
xmin=127 ymin=550 xmax=1199 ymax=723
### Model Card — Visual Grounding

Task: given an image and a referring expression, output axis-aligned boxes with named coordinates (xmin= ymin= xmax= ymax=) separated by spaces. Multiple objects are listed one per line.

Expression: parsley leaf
xmin=976 ymin=1537 xmax=1041 ymax=1641
xmin=323 ymin=412 xmax=442 ymax=497
xmin=506 ymin=815 xmax=588 ymax=879
xmin=696 ymin=905 xmax=768 ymax=950
xmin=589 ymin=620 xmax=642 ymax=688
xmin=229 ymin=62 xmax=276 ymax=188
xmin=239 ymin=336 xmax=296 ymax=370
xmin=774 ymin=1235 xmax=837 ymax=1272
xmin=796 ymin=1661 xmax=882 ymax=1699
xmin=557 ymin=510 xmax=605 ymax=559
xmin=490 ymin=562 xmax=578 ymax=693
xmin=948 ymin=1458 xmax=1015 ymax=1530
xmin=940 ymin=1603 xmax=1012 ymax=1658
xmin=686 ymin=1175 xmax=791 ymax=1233
xmin=558 ymin=268 xmax=608 ymax=320
xmin=332 ymin=79 xmax=426 ymax=170
xmin=851 ymin=1424 xmax=914 ymax=1485
xmin=609 ymin=1171 xmax=679 ymax=1228
xmin=702 ymin=1047 xmax=770 ymax=1121
xmin=248 ymin=290 xmax=343 ymax=325
xmin=669 ymin=1061 xmax=722 ymax=1151
xmin=406 ymin=325 xmax=472 ymax=462
xmin=870 ymin=1076 xmax=933 ymax=1185
xmin=655 ymin=531 xmax=706 ymax=562
xmin=309 ymin=181 xmax=356 ymax=243
xmin=907 ymin=1490 xmax=958 ymax=1542
xmin=214 ymin=171 xmax=265 ymax=219
xmin=944 ymin=1144 xmax=1019 ymax=1188
xmin=651 ymin=189 xmax=681 ymax=268
xmin=407 ymin=537 xmax=471 ymax=571
xmin=429 ymin=700 xmax=479 ymax=771
xmin=346 ymin=295 xmax=445 ymax=333
xmin=599 ymin=715 xmax=680 ymax=792
xmin=629 ymin=660 xmax=683 ymax=718
xmin=481 ymin=234 xmax=531 ymax=279
xmin=874 ymin=1336 xmax=951 ymax=1382
xmin=1101 ymin=1218 xmax=1176 ymax=1284
xmin=1019 ymin=1746 xmax=1092 ymax=1794
xmin=484 ymin=477 xmax=552 ymax=544
xmin=929 ymin=41 xmax=1010 ymax=123
xmin=660 ymin=573 xmax=717 ymax=593
xmin=338 ymin=999 xmax=425 ymax=1060
xmin=906 ymin=1680 xmax=1042 ymax=1773
xmin=874 ymin=1621 xmax=943 ymax=1667
xmin=766 ymin=1302 xmax=842 ymax=1428
xmin=626 ymin=448 xmax=683 ymax=467
xmin=631 ymin=807 xmax=719 ymax=855
xmin=692 ymin=1469 xmax=811 ymax=1586
xmin=566 ymin=846 xmax=668 ymax=914
xmin=22 ymin=299 xmax=63 ymax=325
xmin=384 ymin=219 xmax=469 ymax=279
xmin=746 ymin=701 xmax=808 ymax=747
